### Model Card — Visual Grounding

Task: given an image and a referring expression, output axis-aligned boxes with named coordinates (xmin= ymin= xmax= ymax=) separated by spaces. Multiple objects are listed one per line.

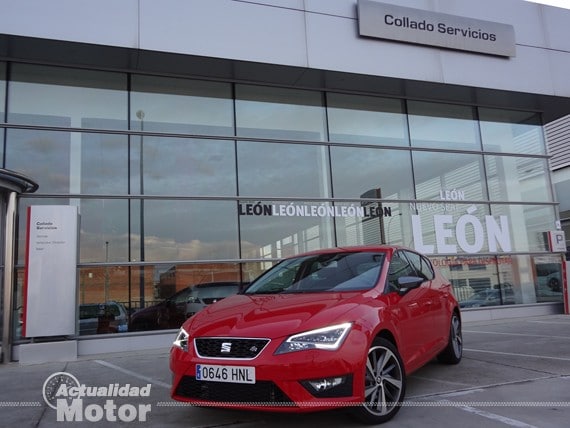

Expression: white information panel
xmin=23 ymin=205 xmax=78 ymax=337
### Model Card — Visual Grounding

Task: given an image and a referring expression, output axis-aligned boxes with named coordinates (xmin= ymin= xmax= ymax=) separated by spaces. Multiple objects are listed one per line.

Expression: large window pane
xmin=237 ymin=141 xmax=330 ymax=198
xmin=331 ymin=146 xmax=414 ymax=199
xmin=491 ymin=204 xmax=556 ymax=253
xmin=130 ymin=75 xmax=233 ymax=135
xmin=131 ymin=136 xmax=236 ymax=196
xmin=413 ymin=151 xmax=487 ymax=201
xmin=78 ymin=199 xmax=130 ymax=263
xmin=432 ymin=255 xmax=524 ymax=307
xmin=6 ymin=129 xmax=128 ymax=194
xmin=479 ymin=108 xmax=545 ymax=155
xmin=239 ymin=200 xmax=335 ymax=259
xmin=486 ymin=155 xmax=553 ymax=202
xmin=141 ymin=200 xmax=239 ymax=262
xmin=8 ymin=64 xmax=127 ymax=129
xmin=327 ymin=93 xmax=408 ymax=146
xmin=335 ymin=202 xmax=407 ymax=247
xmin=236 ymin=85 xmax=327 ymax=141
xmin=79 ymin=263 xmax=244 ymax=334
xmin=408 ymin=101 xmax=480 ymax=150
xmin=409 ymin=203 xmax=506 ymax=256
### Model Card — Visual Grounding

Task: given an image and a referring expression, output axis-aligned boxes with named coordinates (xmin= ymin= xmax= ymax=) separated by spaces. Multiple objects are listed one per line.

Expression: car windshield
xmin=244 ymin=251 xmax=385 ymax=294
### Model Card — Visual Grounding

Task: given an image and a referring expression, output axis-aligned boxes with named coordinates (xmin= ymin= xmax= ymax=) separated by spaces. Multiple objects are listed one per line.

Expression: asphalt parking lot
xmin=1 ymin=314 xmax=570 ymax=427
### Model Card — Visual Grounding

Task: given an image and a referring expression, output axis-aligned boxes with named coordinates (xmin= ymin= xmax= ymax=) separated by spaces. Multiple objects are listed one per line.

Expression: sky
xmin=527 ymin=0 xmax=570 ymax=7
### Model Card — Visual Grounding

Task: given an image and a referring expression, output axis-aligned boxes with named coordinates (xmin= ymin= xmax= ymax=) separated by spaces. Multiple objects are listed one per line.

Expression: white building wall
xmin=1 ymin=0 xmax=570 ymax=98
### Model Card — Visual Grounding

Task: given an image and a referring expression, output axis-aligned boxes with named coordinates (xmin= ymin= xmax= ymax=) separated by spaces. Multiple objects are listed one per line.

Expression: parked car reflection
xmin=460 ymin=286 xmax=515 ymax=308
xmin=79 ymin=301 xmax=129 ymax=335
xmin=129 ymin=281 xmax=243 ymax=331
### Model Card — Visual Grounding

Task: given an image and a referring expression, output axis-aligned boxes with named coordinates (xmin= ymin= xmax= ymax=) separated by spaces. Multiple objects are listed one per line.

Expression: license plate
xmin=196 ymin=364 xmax=255 ymax=384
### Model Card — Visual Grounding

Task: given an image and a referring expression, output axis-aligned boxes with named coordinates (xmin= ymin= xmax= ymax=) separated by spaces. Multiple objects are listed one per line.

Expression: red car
xmin=170 ymin=245 xmax=462 ymax=424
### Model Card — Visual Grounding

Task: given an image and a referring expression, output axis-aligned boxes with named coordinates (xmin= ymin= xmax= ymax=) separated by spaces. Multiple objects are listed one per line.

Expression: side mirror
xmin=398 ymin=276 xmax=424 ymax=294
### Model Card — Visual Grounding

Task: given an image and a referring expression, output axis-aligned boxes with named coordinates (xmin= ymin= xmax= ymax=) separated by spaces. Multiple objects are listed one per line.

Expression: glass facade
xmin=0 ymin=62 xmax=563 ymax=339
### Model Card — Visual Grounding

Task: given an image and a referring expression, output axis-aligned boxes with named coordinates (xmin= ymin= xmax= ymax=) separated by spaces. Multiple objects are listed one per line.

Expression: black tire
xmin=351 ymin=338 xmax=406 ymax=425
xmin=437 ymin=312 xmax=463 ymax=365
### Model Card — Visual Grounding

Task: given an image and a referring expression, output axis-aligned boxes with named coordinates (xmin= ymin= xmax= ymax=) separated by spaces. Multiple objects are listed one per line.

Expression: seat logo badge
xmin=221 ymin=342 xmax=232 ymax=353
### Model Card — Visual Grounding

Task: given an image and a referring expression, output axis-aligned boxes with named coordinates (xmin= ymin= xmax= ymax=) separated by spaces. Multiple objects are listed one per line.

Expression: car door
xmin=385 ymin=250 xmax=433 ymax=372
xmin=403 ymin=250 xmax=446 ymax=351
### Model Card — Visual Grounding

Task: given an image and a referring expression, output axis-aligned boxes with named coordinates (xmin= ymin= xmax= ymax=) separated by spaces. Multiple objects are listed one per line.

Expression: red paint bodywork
xmin=170 ymin=245 xmax=460 ymax=412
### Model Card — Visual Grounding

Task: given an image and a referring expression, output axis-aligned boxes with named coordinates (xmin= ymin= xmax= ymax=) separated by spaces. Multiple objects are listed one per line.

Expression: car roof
xmin=284 ymin=245 xmax=405 ymax=259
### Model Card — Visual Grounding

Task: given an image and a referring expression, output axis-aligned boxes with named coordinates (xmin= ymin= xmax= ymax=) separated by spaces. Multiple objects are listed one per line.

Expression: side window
xmin=404 ymin=251 xmax=435 ymax=280
xmin=386 ymin=251 xmax=416 ymax=293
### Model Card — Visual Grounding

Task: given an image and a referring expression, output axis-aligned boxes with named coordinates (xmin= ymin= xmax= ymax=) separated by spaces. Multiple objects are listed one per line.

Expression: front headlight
xmin=173 ymin=327 xmax=189 ymax=352
xmin=275 ymin=322 xmax=351 ymax=355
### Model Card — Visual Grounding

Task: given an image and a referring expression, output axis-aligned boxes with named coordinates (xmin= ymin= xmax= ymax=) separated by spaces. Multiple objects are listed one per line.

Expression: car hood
xmin=183 ymin=292 xmax=366 ymax=339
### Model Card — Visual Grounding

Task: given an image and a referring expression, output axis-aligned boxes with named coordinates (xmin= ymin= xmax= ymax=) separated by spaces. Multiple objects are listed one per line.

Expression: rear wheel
xmin=351 ymin=338 xmax=405 ymax=424
xmin=437 ymin=312 xmax=463 ymax=364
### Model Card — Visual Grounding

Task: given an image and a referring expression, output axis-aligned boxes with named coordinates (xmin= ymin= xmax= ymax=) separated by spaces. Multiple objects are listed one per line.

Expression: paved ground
xmin=1 ymin=314 xmax=570 ymax=427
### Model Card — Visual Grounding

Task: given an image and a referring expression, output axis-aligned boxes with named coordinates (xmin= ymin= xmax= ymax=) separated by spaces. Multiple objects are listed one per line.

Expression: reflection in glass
xmin=336 ymin=202 xmax=405 ymax=247
xmin=408 ymin=101 xmax=480 ymax=150
xmin=132 ymin=137 xmax=236 ymax=196
xmin=413 ymin=151 xmax=487 ymax=201
xmin=6 ymin=130 xmax=128 ymax=195
xmin=143 ymin=200 xmax=239 ymax=261
xmin=241 ymin=260 xmax=277 ymax=283
xmin=239 ymin=200 xmax=335 ymax=259
xmin=479 ymin=108 xmax=545 ymax=155
xmin=491 ymin=204 xmax=555 ymax=253
xmin=78 ymin=199 xmax=130 ymax=263
xmin=77 ymin=263 xmax=244 ymax=333
xmin=130 ymin=75 xmax=233 ymax=135
xmin=238 ymin=141 xmax=331 ymax=198
xmin=411 ymin=204 xmax=502 ymax=255
xmin=533 ymin=255 xmax=564 ymax=303
xmin=236 ymin=85 xmax=327 ymax=141
xmin=432 ymin=255 xmax=524 ymax=307
xmin=485 ymin=155 xmax=552 ymax=202
xmin=6 ymin=129 xmax=71 ymax=193
xmin=8 ymin=64 xmax=127 ymax=129
xmin=327 ymin=93 xmax=408 ymax=146
xmin=331 ymin=146 xmax=413 ymax=199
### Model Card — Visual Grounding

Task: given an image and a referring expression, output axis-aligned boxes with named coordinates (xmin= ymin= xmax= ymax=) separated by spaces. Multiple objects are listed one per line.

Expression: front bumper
xmin=169 ymin=330 xmax=368 ymax=412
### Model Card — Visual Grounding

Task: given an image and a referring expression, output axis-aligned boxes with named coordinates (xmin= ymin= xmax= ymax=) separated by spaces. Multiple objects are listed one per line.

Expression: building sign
xmin=411 ymin=213 xmax=512 ymax=255
xmin=358 ymin=0 xmax=516 ymax=57
xmin=239 ymin=202 xmax=391 ymax=218
xmin=547 ymin=230 xmax=567 ymax=252
xmin=23 ymin=205 xmax=79 ymax=337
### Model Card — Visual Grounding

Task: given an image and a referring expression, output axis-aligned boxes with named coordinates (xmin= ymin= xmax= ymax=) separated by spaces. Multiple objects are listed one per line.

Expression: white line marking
xmin=94 ymin=360 xmax=171 ymax=389
xmin=464 ymin=348 xmax=570 ymax=361
xmin=410 ymin=375 xmax=472 ymax=387
xmin=463 ymin=330 xmax=570 ymax=340
xmin=527 ymin=320 xmax=570 ymax=325
xmin=453 ymin=404 xmax=539 ymax=428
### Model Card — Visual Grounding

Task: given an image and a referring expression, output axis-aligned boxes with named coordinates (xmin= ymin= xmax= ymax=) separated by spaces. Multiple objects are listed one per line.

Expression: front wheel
xmin=437 ymin=312 xmax=463 ymax=364
xmin=351 ymin=338 xmax=406 ymax=425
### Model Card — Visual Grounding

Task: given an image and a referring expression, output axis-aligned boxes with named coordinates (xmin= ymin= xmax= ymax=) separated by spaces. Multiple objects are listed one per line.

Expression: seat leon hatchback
xmin=170 ymin=245 xmax=462 ymax=424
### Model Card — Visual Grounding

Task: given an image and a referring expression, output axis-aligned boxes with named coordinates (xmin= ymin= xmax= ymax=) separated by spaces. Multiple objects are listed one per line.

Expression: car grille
xmin=175 ymin=375 xmax=295 ymax=406
xmin=195 ymin=338 xmax=270 ymax=359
